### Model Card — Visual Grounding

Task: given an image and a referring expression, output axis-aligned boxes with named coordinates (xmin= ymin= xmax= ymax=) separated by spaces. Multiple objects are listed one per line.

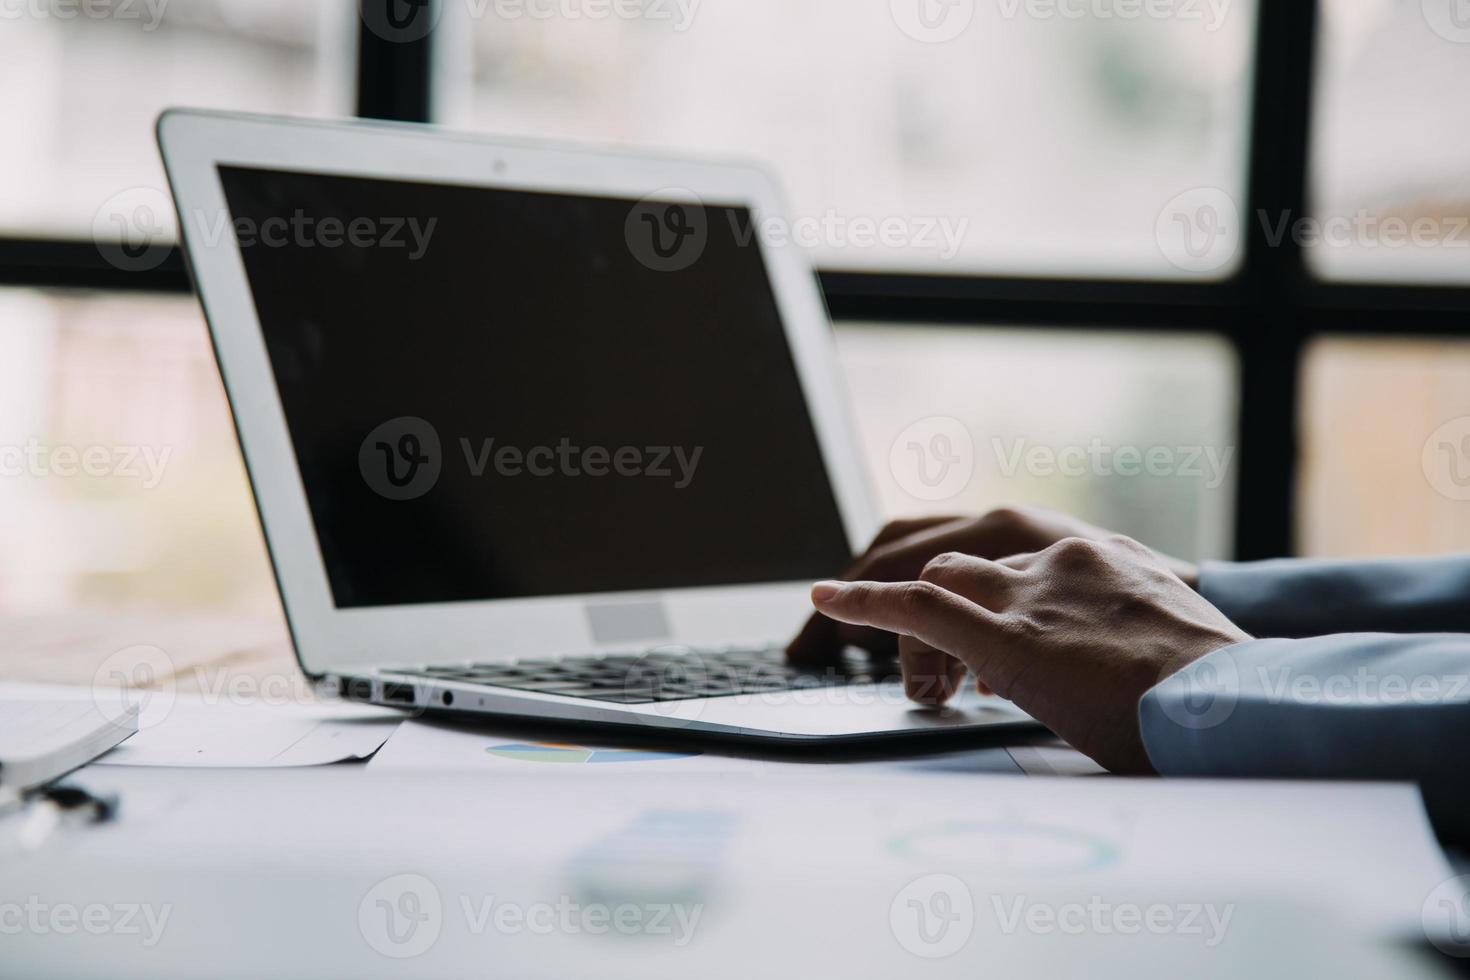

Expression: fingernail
xmin=810 ymin=581 xmax=845 ymax=604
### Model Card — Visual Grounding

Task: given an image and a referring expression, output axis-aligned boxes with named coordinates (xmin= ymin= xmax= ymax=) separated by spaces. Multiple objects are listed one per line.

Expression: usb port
xmin=381 ymin=682 xmax=417 ymax=706
xmin=344 ymin=677 xmax=375 ymax=703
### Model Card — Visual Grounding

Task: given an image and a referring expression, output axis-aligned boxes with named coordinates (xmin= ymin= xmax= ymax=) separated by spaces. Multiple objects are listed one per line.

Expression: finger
xmin=995 ymin=549 xmax=1042 ymax=572
xmin=786 ymin=517 xmax=962 ymax=666
xmin=810 ymin=579 xmax=1005 ymax=677
xmin=793 ymin=514 xmax=999 ymax=667
xmin=1103 ymin=533 xmax=1169 ymax=568
xmin=899 ymin=634 xmax=966 ymax=705
xmin=975 ymin=676 xmax=995 ymax=696
xmin=786 ymin=611 xmax=842 ymax=666
xmin=835 ymin=622 xmax=899 ymax=659
xmin=918 ymin=551 xmax=1021 ymax=610
xmin=848 ymin=518 xmax=979 ymax=583
xmin=786 ymin=615 xmax=901 ymax=667
xmin=867 ymin=516 xmax=963 ymax=551
xmin=850 ymin=511 xmax=1035 ymax=583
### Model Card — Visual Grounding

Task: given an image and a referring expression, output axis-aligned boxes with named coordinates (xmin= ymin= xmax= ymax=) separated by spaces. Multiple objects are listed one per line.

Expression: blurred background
xmin=0 ymin=0 xmax=1467 ymax=637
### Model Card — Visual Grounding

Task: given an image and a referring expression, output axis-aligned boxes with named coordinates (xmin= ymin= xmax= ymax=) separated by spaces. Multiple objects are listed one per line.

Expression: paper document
xmin=95 ymin=692 xmax=399 ymax=768
xmin=1006 ymin=739 xmax=1108 ymax=776
xmin=0 ymin=700 xmax=138 ymax=790
xmin=0 ymin=682 xmax=399 ymax=769
xmin=3 ymin=767 xmax=1450 ymax=980
xmin=370 ymin=719 xmax=1073 ymax=777
xmin=96 ymin=704 xmax=398 ymax=768
xmin=368 ymin=719 xmax=768 ymax=774
xmin=371 ymin=719 xmax=1036 ymax=776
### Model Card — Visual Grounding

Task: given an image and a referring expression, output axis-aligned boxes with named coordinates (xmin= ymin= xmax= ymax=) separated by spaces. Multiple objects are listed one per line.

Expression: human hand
xmin=787 ymin=506 xmax=1198 ymax=667
xmin=807 ymin=535 xmax=1248 ymax=773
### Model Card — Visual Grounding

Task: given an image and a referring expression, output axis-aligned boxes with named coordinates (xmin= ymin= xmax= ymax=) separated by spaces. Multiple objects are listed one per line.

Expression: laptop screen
xmin=215 ymin=166 xmax=851 ymax=609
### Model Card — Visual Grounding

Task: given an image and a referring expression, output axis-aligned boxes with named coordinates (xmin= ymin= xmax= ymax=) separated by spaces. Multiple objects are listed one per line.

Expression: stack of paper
xmin=0 ymin=701 xmax=137 ymax=793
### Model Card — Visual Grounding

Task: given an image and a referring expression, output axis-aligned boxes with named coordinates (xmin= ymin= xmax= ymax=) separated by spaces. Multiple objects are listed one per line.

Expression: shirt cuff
xmin=1136 ymin=638 xmax=1281 ymax=776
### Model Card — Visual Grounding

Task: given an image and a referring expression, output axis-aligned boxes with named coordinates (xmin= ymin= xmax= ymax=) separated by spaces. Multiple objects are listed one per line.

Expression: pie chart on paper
xmin=485 ymin=742 xmax=701 ymax=764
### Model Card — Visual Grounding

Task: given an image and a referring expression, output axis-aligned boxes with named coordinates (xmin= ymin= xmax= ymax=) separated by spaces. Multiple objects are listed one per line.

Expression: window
xmin=438 ymin=0 xmax=1257 ymax=276
xmin=0 ymin=0 xmax=354 ymax=239
xmin=0 ymin=288 xmax=276 ymax=616
xmin=1 ymin=1 xmax=1467 ymax=633
xmin=836 ymin=324 xmax=1236 ymax=560
xmin=1307 ymin=0 xmax=1470 ymax=284
xmin=1299 ymin=337 xmax=1470 ymax=557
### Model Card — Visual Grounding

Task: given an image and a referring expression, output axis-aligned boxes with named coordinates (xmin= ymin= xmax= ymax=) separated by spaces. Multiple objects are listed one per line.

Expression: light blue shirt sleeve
xmin=1199 ymin=554 xmax=1470 ymax=638
xmin=1139 ymin=633 xmax=1470 ymax=840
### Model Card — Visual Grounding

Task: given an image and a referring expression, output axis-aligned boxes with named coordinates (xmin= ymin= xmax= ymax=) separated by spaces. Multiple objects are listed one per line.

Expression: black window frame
xmin=3 ymin=0 xmax=1465 ymax=561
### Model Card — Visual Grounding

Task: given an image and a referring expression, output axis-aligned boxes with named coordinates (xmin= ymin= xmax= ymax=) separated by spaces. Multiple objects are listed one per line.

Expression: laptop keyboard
xmin=395 ymin=645 xmax=900 ymax=704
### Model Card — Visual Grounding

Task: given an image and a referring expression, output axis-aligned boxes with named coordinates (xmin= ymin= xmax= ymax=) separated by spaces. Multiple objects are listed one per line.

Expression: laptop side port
xmin=343 ymin=677 xmax=376 ymax=703
xmin=381 ymin=682 xmax=417 ymax=706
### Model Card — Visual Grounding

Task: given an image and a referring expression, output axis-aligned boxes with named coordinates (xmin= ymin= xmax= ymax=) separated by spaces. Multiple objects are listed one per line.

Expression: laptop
xmin=157 ymin=109 xmax=1038 ymax=744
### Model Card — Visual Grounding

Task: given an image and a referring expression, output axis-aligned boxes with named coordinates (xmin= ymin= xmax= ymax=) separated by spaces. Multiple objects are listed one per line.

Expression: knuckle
xmin=982 ymin=505 xmax=1029 ymax=528
xmin=1050 ymin=536 xmax=1103 ymax=566
xmin=919 ymin=551 xmax=968 ymax=584
xmin=896 ymin=581 xmax=943 ymax=616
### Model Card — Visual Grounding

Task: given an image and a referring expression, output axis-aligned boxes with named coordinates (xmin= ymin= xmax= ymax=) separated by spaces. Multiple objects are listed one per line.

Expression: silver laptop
xmin=158 ymin=109 xmax=1038 ymax=744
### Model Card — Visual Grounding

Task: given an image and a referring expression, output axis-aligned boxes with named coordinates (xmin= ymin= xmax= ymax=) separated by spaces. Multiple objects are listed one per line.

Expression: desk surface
xmin=2 ymin=608 xmax=296 ymax=689
xmin=0 ymin=611 xmax=1459 ymax=979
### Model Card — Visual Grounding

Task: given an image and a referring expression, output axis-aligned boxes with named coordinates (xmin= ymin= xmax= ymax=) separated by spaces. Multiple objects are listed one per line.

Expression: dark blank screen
xmin=217 ymin=166 xmax=851 ymax=608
